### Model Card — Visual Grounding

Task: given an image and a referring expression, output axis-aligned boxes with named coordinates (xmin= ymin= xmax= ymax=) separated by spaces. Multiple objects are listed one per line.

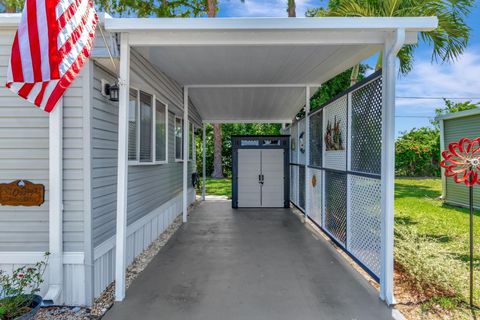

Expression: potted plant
xmin=0 ymin=253 xmax=49 ymax=320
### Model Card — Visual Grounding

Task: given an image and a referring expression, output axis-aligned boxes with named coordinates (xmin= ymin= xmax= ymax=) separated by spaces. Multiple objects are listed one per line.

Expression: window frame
xmin=154 ymin=98 xmax=169 ymax=164
xmin=127 ymin=87 xmax=169 ymax=166
xmin=174 ymin=116 xmax=184 ymax=162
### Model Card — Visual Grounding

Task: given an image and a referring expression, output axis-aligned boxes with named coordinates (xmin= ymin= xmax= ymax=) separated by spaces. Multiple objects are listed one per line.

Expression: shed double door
xmin=237 ymin=149 xmax=284 ymax=207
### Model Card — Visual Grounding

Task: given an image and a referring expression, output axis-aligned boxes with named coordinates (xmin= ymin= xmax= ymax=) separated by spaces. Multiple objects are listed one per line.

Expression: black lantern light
xmin=105 ymin=83 xmax=119 ymax=102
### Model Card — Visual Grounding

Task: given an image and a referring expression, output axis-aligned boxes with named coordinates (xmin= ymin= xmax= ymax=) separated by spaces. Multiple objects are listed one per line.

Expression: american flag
xmin=6 ymin=0 xmax=98 ymax=112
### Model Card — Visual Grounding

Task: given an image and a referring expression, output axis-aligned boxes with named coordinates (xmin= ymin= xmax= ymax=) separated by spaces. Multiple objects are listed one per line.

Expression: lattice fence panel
xmin=348 ymin=175 xmax=381 ymax=276
xmin=308 ymin=168 xmax=322 ymax=226
xmin=290 ymin=165 xmax=298 ymax=206
xmin=323 ymin=96 xmax=347 ymax=171
xmin=309 ymin=111 xmax=323 ymax=167
xmin=297 ymin=118 xmax=306 ymax=165
xmin=298 ymin=165 xmax=306 ymax=210
xmin=324 ymin=171 xmax=347 ymax=245
xmin=290 ymin=123 xmax=298 ymax=164
xmin=350 ymin=77 xmax=382 ymax=175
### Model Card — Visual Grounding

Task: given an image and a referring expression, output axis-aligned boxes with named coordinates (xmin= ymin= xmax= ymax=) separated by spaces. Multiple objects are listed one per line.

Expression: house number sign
xmin=0 ymin=180 xmax=45 ymax=206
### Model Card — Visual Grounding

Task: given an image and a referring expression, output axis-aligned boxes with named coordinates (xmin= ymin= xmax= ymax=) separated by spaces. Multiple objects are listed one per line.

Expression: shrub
xmin=395 ymin=127 xmax=441 ymax=177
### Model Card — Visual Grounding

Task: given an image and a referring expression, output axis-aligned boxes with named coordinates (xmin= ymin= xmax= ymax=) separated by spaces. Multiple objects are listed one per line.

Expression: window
xmin=189 ymin=123 xmax=195 ymax=160
xmin=155 ymin=99 xmax=167 ymax=162
xmin=127 ymin=88 xmax=168 ymax=165
xmin=128 ymin=89 xmax=138 ymax=161
xmin=139 ymin=91 xmax=153 ymax=162
xmin=175 ymin=117 xmax=183 ymax=160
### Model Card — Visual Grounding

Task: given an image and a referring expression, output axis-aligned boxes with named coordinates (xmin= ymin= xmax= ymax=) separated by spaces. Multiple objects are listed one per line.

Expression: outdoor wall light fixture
xmin=105 ymin=83 xmax=119 ymax=102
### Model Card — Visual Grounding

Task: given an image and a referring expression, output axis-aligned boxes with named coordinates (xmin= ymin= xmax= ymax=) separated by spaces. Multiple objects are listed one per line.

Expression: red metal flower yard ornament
xmin=440 ymin=137 xmax=480 ymax=308
xmin=440 ymin=137 xmax=480 ymax=187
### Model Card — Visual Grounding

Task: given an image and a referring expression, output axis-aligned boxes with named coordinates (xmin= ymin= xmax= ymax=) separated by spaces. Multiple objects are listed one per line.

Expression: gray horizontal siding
xmin=0 ymin=29 xmax=85 ymax=252
xmin=92 ymin=52 xmax=199 ymax=247
xmin=444 ymin=115 xmax=480 ymax=209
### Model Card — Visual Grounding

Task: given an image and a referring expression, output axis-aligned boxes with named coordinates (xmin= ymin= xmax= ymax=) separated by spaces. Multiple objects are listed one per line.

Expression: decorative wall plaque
xmin=0 ymin=180 xmax=45 ymax=206
xmin=325 ymin=116 xmax=344 ymax=151
xmin=299 ymin=132 xmax=305 ymax=153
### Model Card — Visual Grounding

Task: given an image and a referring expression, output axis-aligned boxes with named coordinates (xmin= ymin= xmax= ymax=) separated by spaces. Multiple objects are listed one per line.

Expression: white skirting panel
xmin=93 ymin=189 xmax=195 ymax=298
xmin=0 ymin=252 xmax=86 ymax=305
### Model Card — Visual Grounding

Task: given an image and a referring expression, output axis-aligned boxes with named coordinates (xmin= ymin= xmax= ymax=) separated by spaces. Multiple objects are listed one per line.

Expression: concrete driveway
xmin=104 ymin=201 xmax=392 ymax=320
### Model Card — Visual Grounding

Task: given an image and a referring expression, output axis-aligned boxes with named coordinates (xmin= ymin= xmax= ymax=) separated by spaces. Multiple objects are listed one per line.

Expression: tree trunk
xmin=211 ymin=123 xmax=224 ymax=178
xmin=350 ymin=64 xmax=360 ymax=86
xmin=288 ymin=0 xmax=296 ymax=17
xmin=207 ymin=0 xmax=224 ymax=178
xmin=207 ymin=0 xmax=216 ymax=17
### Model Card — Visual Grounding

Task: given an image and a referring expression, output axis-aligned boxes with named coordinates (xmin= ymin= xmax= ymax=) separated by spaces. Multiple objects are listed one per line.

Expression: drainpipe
xmin=43 ymin=100 xmax=64 ymax=305
xmin=380 ymin=28 xmax=405 ymax=306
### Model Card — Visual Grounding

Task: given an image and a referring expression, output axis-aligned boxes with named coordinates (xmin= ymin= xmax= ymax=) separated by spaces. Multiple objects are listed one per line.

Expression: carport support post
xmin=115 ymin=32 xmax=130 ymax=302
xmin=380 ymin=29 xmax=405 ymax=305
xmin=202 ymin=123 xmax=206 ymax=200
xmin=304 ymin=86 xmax=311 ymax=221
xmin=183 ymin=87 xmax=189 ymax=223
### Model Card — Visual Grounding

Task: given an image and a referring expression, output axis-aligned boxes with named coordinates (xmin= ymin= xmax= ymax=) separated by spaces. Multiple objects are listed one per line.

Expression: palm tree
xmin=316 ymin=0 xmax=473 ymax=83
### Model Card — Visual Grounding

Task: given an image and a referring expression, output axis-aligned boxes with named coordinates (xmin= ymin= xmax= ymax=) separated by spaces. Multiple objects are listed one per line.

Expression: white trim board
xmin=435 ymin=107 xmax=480 ymax=121
xmin=0 ymin=252 xmax=84 ymax=265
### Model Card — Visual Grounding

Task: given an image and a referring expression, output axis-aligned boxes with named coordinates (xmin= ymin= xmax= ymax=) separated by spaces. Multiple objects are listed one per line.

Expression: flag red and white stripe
xmin=6 ymin=0 xmax=98 ymax=112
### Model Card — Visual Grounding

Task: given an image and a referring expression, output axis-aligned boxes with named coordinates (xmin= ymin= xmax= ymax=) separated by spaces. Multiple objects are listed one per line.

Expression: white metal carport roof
xmin=105 ymin=17 xmax=437 ymax=123
xmin=105 ymin=16 xmax=438 ymax=305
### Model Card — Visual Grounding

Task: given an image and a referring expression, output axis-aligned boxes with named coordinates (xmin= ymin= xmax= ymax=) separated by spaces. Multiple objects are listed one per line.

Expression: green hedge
xmin=395 ymin=127 xmax=441 ymax=177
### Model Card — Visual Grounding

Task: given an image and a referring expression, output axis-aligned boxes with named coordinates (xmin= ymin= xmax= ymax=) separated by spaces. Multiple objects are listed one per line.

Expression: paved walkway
xmin=104 ymin=201 xmax=392 ymax=320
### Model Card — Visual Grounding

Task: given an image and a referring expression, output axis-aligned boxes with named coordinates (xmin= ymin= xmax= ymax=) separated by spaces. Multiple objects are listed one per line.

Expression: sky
xmin=218 ymin=0 xmax=480 ymax=137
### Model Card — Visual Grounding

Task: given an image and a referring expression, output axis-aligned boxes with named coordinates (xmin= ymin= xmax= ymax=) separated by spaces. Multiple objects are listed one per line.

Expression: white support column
xmin=183 ymin=87 xmax=189 ymax=222
xmin=44 ymin=100 xmax=63 ymax=305
xmin=202 ymin=123 xmax=206 ymax=201
xmin=304 ymin=86 xmax=311 ymax=221
xmin=115 ymin=32 xmax=130 ymax=302
xmin=380 ymin=29 xmax=405 ymax=306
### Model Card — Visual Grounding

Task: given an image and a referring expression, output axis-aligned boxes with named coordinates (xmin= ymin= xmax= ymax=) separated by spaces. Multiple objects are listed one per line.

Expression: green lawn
xmin=204 ymin=178 xmax=232 ymax=198
xmin=395 ymin=178 xmax=479 ymax=266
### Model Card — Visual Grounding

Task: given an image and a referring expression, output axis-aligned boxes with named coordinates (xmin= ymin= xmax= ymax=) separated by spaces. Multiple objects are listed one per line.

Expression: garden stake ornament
xmin=440 ymin=137 xmax=480 ymax=308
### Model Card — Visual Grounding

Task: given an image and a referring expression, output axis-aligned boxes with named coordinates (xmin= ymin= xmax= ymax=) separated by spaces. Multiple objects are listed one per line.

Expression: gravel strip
xmin=35 ymin=201 xmax=198 ymax=320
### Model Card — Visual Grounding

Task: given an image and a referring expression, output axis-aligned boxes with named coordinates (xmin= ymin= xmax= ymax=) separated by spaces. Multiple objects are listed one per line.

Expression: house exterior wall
xmin=0 ymin=22 xmax=200 ymax=305
xmin=91 ymin=49 xmax=199 ymax=300
xmin=0 ymin=26 xmax=89 ymax=305
xmin=0 ymin=29 xmax=86 ymax=253
xmin=443 ymin=113 xmax=480 ymax=209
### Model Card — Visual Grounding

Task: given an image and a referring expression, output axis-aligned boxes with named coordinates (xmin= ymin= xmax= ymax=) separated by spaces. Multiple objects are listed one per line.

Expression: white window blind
xmin=139 ymin=91 xmax=153 ymax=162
xmin=189 ymin=123 xmax=194 ymax=160
xmin=128 ymin=89 xmax=138 ymax=161
xmin=175 ymin=117 xmax=183 ymax=160
xmin=155 ymin=99 xmax=167 ymax=162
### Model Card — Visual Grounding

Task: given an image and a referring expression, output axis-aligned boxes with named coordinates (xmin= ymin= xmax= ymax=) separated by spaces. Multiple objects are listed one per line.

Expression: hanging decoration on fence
xmin=325 ymin=116 xmax=344 ymax=151
xmin=311 ymin=174 xmax=317 ymax=187
xmin=291 ymin=138 xmax=296 ymax=151
xmin=440 ymin=136 xmax=480 ymax=308
xmin=299 ymin=132 xmax=306 ymax=153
